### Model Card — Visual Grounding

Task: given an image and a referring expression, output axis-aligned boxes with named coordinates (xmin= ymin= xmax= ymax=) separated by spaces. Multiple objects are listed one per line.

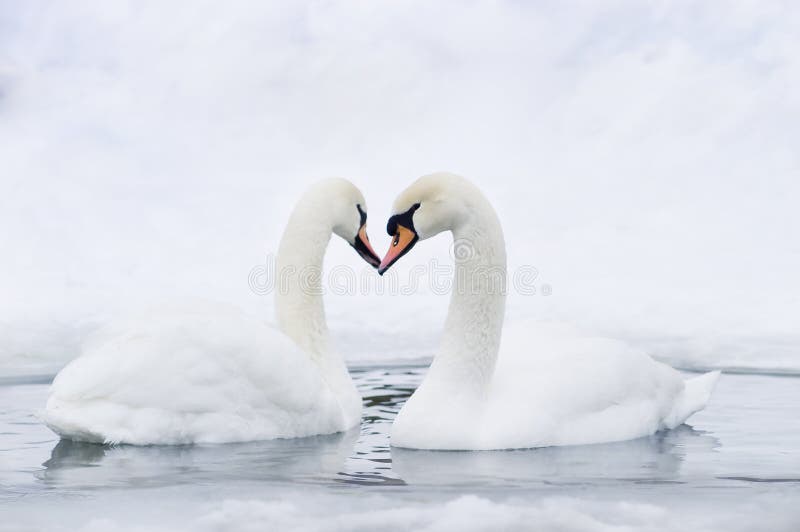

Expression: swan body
xmin=43 ymin=179 xmax=379 ymax=445
xmin=379 ymin=173 xmax=720 ymax=450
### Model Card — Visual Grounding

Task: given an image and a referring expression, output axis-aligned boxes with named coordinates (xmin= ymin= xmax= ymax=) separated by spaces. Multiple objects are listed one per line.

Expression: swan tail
xmin=664 ymin=370 xmax=721 ymax=429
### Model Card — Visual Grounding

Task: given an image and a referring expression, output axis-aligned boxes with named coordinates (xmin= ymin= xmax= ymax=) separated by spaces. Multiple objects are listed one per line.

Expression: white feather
xmin=42 ymin=179 xmax=370 ymax=444
xmin=387 ymin=174 xmax=720 ymax=450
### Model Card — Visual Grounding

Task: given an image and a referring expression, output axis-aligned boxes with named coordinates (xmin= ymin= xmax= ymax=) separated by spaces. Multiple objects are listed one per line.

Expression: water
xmin=1 ymin=366 xmax=799 ymax=530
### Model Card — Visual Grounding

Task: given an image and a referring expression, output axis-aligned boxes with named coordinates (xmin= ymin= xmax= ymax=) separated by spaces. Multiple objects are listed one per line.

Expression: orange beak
xmin=353 ymin=224 xmax=381 ymax=268
xmin=378 ymin=224 xmax=419 ymax=275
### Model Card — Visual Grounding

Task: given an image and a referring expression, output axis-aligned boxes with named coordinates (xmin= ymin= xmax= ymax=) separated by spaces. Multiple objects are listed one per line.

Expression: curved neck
xmin=428 ymin=196 xmax=507 ymax=398
xmin=274 ymin=203 xmax=333 ymax=359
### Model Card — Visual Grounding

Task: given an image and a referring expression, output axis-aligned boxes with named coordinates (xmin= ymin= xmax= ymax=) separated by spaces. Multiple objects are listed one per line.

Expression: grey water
xmin=1 ymin=366 xmax=799 ymax=529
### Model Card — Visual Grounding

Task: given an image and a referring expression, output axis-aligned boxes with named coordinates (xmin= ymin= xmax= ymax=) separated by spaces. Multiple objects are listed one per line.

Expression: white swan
xmin=43 ymin=178 xmax=380 ymax=445
xmin=378 ymin=172 xmax=720 ymax=450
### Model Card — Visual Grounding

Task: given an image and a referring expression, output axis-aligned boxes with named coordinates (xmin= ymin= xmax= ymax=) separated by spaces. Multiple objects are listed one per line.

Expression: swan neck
xmin=274 ymin=206 xmax=332 ymax=357
xmin=430 ymin=199 xmax=507 ymax=396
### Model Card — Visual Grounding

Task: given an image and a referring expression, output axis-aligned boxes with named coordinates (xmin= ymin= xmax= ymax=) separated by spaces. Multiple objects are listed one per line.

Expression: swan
xmin=378 ymin=172 xmax=720 ymax=450
xmin=42 ymin=178 xmax=381 ymax=445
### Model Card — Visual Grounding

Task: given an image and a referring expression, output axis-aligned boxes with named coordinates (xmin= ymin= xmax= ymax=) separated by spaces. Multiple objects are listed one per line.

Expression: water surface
xmin=1 ymin=367 xmax=798 ymax=528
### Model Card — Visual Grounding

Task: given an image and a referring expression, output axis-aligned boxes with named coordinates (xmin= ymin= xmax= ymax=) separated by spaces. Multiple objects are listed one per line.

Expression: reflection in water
xmin=37 ymin=366 xmax=721 ymax=491
xmin=38 ymin=429 xmax=359 ymax=489
xmin=392 ymin=425 xmax=720 ymax=487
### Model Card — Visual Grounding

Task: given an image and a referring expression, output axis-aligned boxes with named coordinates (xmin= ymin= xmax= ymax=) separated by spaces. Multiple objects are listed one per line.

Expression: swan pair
xmin=44 ymin=174 xmax=719 ymax=450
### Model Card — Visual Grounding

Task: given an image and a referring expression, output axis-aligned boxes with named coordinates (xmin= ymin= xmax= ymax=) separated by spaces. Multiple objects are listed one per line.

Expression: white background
xmin=1 ymin=1 xmax=798 ymax=374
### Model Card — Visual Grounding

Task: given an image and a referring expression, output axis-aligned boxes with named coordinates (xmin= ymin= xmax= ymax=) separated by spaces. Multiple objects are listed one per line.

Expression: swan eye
xmin=393 ymin=234 xmax=400 ymax=246
xmin=386 ymin=203 xmax=421 ymax=236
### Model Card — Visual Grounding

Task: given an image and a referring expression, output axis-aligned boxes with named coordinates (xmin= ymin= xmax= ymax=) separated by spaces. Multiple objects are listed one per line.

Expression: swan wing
xmin=485 ymin=321 xmax=718 ymax=448
xmin=43 ymin=305 xmax=346 ymax=444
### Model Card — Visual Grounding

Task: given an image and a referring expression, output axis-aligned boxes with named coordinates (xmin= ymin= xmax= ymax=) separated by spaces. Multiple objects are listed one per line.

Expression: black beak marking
xmin=353 ymin=231 xmax=380 ymax=269
xmin=352 ymin=204 xmax=380 ymax=268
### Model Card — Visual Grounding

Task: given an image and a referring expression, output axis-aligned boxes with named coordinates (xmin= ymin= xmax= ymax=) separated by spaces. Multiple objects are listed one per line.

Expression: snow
xmin=2 ymin=494 xmax=796 ymax=532
xmin=1 ymin=1 xmax=799 ymax=376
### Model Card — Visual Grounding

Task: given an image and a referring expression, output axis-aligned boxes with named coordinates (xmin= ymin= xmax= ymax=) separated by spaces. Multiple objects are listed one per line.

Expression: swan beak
xmin=353 ymin=225 xmax=381 ymax=269
xmin=378 ymin=224 xmax=418 ymax=275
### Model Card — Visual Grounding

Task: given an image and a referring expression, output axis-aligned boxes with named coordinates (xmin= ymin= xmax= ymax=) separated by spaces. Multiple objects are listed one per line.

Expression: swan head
xmin=304 ymin=178 xmax=381 ymax=268
xmin=378 ymin=173 xmax=474 ymax=275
